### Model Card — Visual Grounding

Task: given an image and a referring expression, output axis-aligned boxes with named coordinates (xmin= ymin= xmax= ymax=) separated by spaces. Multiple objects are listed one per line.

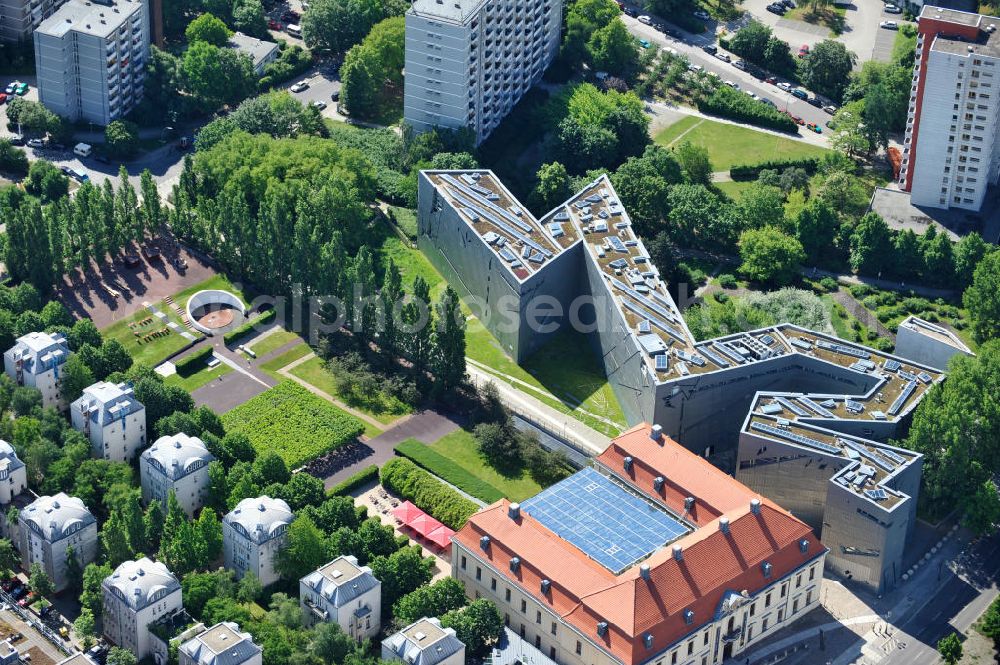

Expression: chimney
xmin=650 ymin=424 xmax=663 ymax=442
xmin=750 ymin=498 xmax=761 ymax=515
xmin=719 ymin=516 xmax=730 ymax=535
xmin=672 ymin=545 xmax=683 ymax=561
xmin=508 ymin=503 xmax=520 ymax=520
xmin=639 ymin=564 xmax=650 ymax=580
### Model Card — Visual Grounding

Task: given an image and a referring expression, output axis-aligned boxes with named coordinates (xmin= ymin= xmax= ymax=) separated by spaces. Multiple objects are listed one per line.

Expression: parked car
xmin=798 ymin=44 xmax=810 ymax=57
xmin=714 ymin=52 xmax=731 ymax=62
xmin=702 ymin=44 xmax=717 ymax=54
xmin=724 ymin=80 xmax=740 ymax=89
xmin=777 ymin=81 xmax=792 ymax=91
xmin=19 ymin=592 xmax=35 ymax=607
xmin=766 ymin=4 xmax=786 ymax=14
xmin=693 ymin=9 xmax=710 ymax=19
xmin=267 ymin=19 xmax=282 ymax=29
xmin=0 ymin=93 xmax=6 ymax=104
xmin=884 ymin=3 xmax=901 ymax=12
xmin=733 ymin=59 xmax=747 ymax=70
xmin=26 ymin=138 xmax=45 ymax=148
xmin=15 ymin=82 xmax=27 ymax=96
xmin=765 ymin=76 xmax=777 ymax=84
xmin=637 ymin=14 xmax=652 ymax=23
xmin=4 ymin=82 xmax=17 ymax=95
xmin=791 ymin=87 xmax=808 ymax=100
xmin=624 ymin=6 xmax=638 ymax=16
xmin=281 ymin=10 xmax=299 ymax=21
xmin=290 ymin=80 xmax=309 ymax=93
xmin=806 ymin=96 xmax=822 ymax=107
xmin=7 ymin=134 xmax=24 ymax=146
xmin=781 ymin=0 xmax=796 ymax=7
xmin=331 ymin=90 xmax=340 ymax=101
xmin=806 ymin=122 xmax=822 ymax=133
xmin=9 ymin=633 xmax=22 ymax=643
xmin=760 ymin=97 xmax=776 ymax=107
xmin=1 ymin=579 xmax=17 ymax=592
xmin=11 ymin=586 xmax=27 ymax=599
xmin=637 ymin=38 xmax=651 ymax=48
xmin=744 ymin=90 xmax=758 ymax=100
xmin=880 ymin=20 xmax=899 ymax=29
xmin=687 ymin=63 xmax=704 ymax=72
xmin=823 ymin=104 xmax=838 ymax=114
xmin=310 ymin=100 xmax=327 ymax=111
xmin=39 ymin=605 xmax=54 ymax=618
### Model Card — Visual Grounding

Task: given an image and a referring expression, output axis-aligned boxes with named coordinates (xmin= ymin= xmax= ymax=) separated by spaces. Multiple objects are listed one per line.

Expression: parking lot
xmin=0 ymin=604 xmax=71 ymax=665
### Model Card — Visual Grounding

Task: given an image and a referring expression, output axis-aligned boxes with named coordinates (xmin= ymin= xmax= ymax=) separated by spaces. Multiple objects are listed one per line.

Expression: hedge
xmin=698 ymin=85 xmax=797 ymax=133
xmin=730 ymin=157 xmax=819 ymax=181
xmin=174 ymin=346 xmax=215 ymax=376
xmin=222 ymin=381 xmax=364 ymax=469
xmin=327 ymin=464 xmax=379 ymax=496
xmin=380 ymin=457 xmax=479 ymax=530
xmin=395 ymin=439 xmax=503 ymax=503
xmin=224 ymin=309 xmax=276 ymax=345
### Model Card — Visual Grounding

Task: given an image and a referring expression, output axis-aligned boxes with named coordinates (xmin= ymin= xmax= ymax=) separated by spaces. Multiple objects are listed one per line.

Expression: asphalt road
xmin=622 ymin=12 xmax=835 ymax=130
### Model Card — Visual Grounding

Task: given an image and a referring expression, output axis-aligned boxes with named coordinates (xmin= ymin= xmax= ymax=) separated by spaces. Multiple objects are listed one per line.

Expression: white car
xmin=694 ymin=9 xmax=710 ymax=19
xmin=733 ymin=59 xmax=747 ymax=70
xmin=744 ymin=90 xmax=757 ymax=100
xmin=26 ymin=138 xmax=45 ymax=148
xmin=724 ymin=80 xmax=739 ymax=89
xmin=777 ymin=81 xmax=792 ymax=91
xmin=880 ymin=20 xmax=899 ymax=29
xmin=688 ymin=63 xmax=704 ymax=72
xmin=638 ymin=14 xmax=652 ymax=24
xmin=290 ymin=80 xmax=310 ymax=92
xmin=884 ymin=3 xmax=901 ymax=12
xmin=310 ymin=100 xmax=327 ymax=110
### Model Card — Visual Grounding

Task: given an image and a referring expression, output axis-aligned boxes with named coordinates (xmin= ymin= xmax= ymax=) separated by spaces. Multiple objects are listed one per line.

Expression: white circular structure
xmin=186 ymin=289 xmax=247 ymax=335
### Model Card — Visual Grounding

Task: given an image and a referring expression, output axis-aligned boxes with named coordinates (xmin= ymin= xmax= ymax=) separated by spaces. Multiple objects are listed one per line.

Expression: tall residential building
xmin=17 ymin=493 xmax=98 ymax=592
xmin=403 ymin=0 xmax=561 ymax=145
xmin=899 ymin=6 xmax=1000 ymax=211
xmin=300 ymin=556 xmax=381 ymax=638
xmin=33 ymin=0 xmax=150 ymax=126
xmin=140 ymin=433 xmax=216 ymax=516
xmin=223 ymin=496 xmax=293 ymax=587
xmin=4 ymin=331 xmax=69 ymax=409
xmin=179 ymin=623 xmax=263 ymax=665
xmin=382 ymin=618 xmax=466 ymax=665
xmin=0 ymin=0 xmax=67 ymax=43
xmin=71 ymin=381 xmax=147 ymax=462
xmin=0 ymin=441 xmax=27 ymax=506
xmin=452 ymin=424 xmax=826 ymax=665
xmin=102 ymin=557 xmax=184 ymax=660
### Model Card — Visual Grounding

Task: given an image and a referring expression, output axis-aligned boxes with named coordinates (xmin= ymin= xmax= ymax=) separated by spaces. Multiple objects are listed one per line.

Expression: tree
xmin=394 ymin=577 xmax=468 ymax=625
xmin=369 ymin=546 xmax=434 ymax=617
xmin=104 ymin=120 xmax=140 ymax=159
xmin=922 ymin=229 xmax=955 ymax=287
xmin=302 ymin=0 xmax=393 ymax=54
xmin=801 ymin=40 xmax=857 ymax=102
xmin=474 ymin=422 xmax=522 ymax=471
xmin=65 ymin=544 xmax=84 ymax=592
xmin=849 ymin=212 xmax=892 ymax=275
xmin=182 ymin=569 xmax=235 ymax=619
xmin=25 ymin=160 xmax=69 ymax=203
xmin=185 ymin=13 xmax=232 ymax=46
xmin=937 ymin=633 xmax=962 ymax=665
xmin=310 ymin=621 xmax=355 ymax=665
xmin=531 ymin=162 xmax=571 ymax=214
xmin=793 ymin=199 xmax=839 ymax=261
xmin=232 ymin=0 xmax=268 ymax=37
xmin=339 ymin=17 xmax=405 ymax=120
xmin=440 ymin=599 xmax=504 ymax=656
xmin=106 ymin=646 xmax=138 ymax=665
xmin=562 ymin=0 xmax=620 ymax=67
xmin=73 ymin=607 xmax=96 ymax=650
xmin=738 ymin=227 xmax=804 ymax=286
xmin=101 ymin=511 xmax=134 ymax=567
xmin=729 ymin=20 xmax=771 ymax=64
xmin=954 ymin=233 xmax=989 ymax=288
xmin=237 ymin=571 xmax=262 ymax=603
xmin=0 ymin=140 xmax=29 ymax=176
xmin=981 ymin=596 xmax=1000 ymax=643
xmin=29 ymin=562 xmax=54 ymax=598
xmin=964 ymin=250 xmax=1000 ymax=344
xmin=432 ymin=287 xmax=466 ymax=393
xmin=253 ymin=451 xmax=291 ymax=486
xmin=0 ymin=539 xmax=17 ymax=573
xmin=181 ymin=41 xmax=256 ymax=113
xmin=587 ymin=19 xmax=637 ymax=75
xmin=80 ymin=562 xmax=113 ymax=616
xmin=673 ymin=140 xmax=712 ymax=186
xmin=276 ymin=514 xmax=329 ymax=580
xmin=963 ymin=479 xmax=1000 ymax=536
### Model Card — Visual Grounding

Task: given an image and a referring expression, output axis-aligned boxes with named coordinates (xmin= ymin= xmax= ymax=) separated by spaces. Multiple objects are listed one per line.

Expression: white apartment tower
xmin=33 ymin=0 xmax=150 ymax=125
xmin=102 ymin=557 xmax=184 ymax=660
xmin=403 ymin=0 xmax=561 ymax=145
xmin=4 ymin=331 xmax=70 ymax=409
xmin=17 ymin=493 xmax=98 ymax=592
xmin=900 ymin=6 xmax=1000 ymax=211
xmin=222 ymin=496 xmax=293 ymax=588
xmin=0 ymin=0 xmax=68 ymax=42
xmin=300 ymin=556 xmax=381 ymax=638
xmin=140 ymin=433 xmax=216 ymax=516
xmin=71 ymin=381 xmax=147 ymax=462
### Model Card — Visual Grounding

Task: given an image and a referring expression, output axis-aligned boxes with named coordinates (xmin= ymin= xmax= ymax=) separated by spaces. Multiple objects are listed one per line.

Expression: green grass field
xmin=426 ymin=429 xmax=546 ymax=502
xmin=258 ymin=343 xmax=312 ymax=379
xmin=715 ymin=179 xmax=756 ymax=201
xmin=390 ymin=206 xmax=418 ymax=239
xmin=164 ymin=357 xmax=234 ymax=392
xmin=249 ymin=329 xmax=303 ymax=357
xmin=655 ymin=116 xmax=830 ymax=171
xmin=379 ymin=235 xmax=447 ymax=300
xmin=288 ymin=355 xmax=411 ymax=426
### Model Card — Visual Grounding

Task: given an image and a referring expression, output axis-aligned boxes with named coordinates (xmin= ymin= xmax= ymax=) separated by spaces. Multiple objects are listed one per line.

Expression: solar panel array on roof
xmin=838 ymin=438 xmax=894 ymax=473
xmin=815 ymin=339 xmax=871 ymax=359
xmin=845 ymin=400 xmax=864 ymax=414
xmin=917 ymin=372 xmax=932 ymax=383
xmin=654 ymin=354 xmax=669 ymax=371
xmin=790 ymin=337 xmax=813 ymax=351
xmin=521 ymin=467 xmax=690 ymax=574
xmin=760 ymin=403 xmax=783 ymax=415
xmin=889 ymin=380 xmax=917 ymax=416
xmin=774 ymin=396 xmax=809 ymax=417
xmin=749 ymin=422 xmax=841 ymax=455
xmin=676 ymin=350 xmax=706 ymax=367
xmin=864 ymin=489 xmax=888 ymax=501
xmin=882 ymin=359 xmax=901 ymax=372
xmin=696 ymin=345 xmax=729 ymax=367
xmin=798 ymin=397 xmax=834 ymax=418
xmin=637 ymin=320 xmax=651 ymax=334
xmin=607 ymin=236 xmax=628 ymax=253
xmin=897 ymin=369 xmax=917 ymax=382
xmin=712 ymin=342 xmax=746 ymax=365
xmin=879 ymin=448 xmax=906 ymax=465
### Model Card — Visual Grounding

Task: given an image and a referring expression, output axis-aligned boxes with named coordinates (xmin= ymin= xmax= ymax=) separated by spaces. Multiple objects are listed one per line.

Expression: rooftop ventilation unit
xmin=650 ymin=424 xmax=663 ymax=441
xmin=719 ymin=516 xmax=730 ymax=535
xmin=750 ymin=498 xmax=761 ymax=515
xmin=508 ymin=503 xmax=520 ymax=520
xmin=639 ymin=564 xmax=650 ymax=580
xmin=480 ymin=536 xmax=490 ymax=551
xmin=540 ymin=579 xmax=551 ymax=594
xmin=672 ymin=545 xmax=683 ymax=561
xmin=653 ymin=476 xmax=664 ymax=492
xmin=623 ymin=456 xmax=633 ymax=472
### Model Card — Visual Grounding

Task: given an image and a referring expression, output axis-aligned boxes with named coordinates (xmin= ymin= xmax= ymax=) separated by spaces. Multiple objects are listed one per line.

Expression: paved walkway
xmin=276 ymin=351 xmax=386 ymax=432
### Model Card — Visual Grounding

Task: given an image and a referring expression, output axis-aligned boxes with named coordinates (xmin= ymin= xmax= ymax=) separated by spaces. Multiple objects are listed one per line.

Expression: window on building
xmin=551 ymin=623 xmax=557 ymax=635
xmin=778 ymin=609 xmax=784 ymax=622
xmin=687 ymin=641 xmax=693 ymax=656
xmin=461 ymin=556 xmax=467 ymax=570
xmin=765 ymin=592 xmax=772 ymax=608
xmin=763 ymin=618 xmax=769 ymax=632
xmin=505 ymin=588 xmax=511 ymax=602
xmin=793 ymin=599 xmax=800 ymax=614
xmin=576 ymin=641 xmax=582 ymax=656
xmin=671 ymin=653 xmax=677 ymax=665
xmin=476 ymin=567 xmax=481 ymax=581
xmin=521 ymin=600 xmax=527 ymax=613
xmin=535 ymin=636 xmax=541 ymax=649
xmin=536 ymin=611 xmax=541 ymax=624
xmin=807 ymin=590 xmax=813 ymax=605
xmin=750 ymin=604 xmax=756 ymax=617
xmin=549 ymin=647 xmax=556 ymax=660
xmin=491 ymin=578 xmax=497 ymax=591
xmin=781 ymin=584 xmax=787 ymax=598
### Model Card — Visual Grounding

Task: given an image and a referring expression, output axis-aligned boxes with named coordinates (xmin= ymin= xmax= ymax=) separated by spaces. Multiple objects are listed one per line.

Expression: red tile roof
xmin=454 ymin=424 xmax=824 ymax=665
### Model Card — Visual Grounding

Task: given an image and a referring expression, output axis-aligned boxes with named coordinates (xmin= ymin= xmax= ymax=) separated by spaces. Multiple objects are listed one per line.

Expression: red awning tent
xmin=391 ymin=501 xmax=454 ymax=549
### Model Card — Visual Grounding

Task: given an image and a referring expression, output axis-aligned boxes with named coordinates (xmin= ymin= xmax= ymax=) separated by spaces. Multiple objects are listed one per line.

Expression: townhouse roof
xmin=0 ymin=440 xmax=25 ymax=475
xmin=301 ymin=555 xmax=380 ymax=608
xmin=103 ymin=557 xmax=181 ymax=611
xmin=141 ymin=433 xmax=215 ymax=481
xmin=72 ymin=381 xmax=144 ymax=426
xmin=382 ymin=618 xmax=465 ymax=665
xmin=179 ymin=622 xmax=261 ymax=665
xmin=6 ymin=332 xmax=69 ymax=376
xmin=454 ymin=424 xmax=824 ymax=665
xmin=224 ymin=496 xmax=292 ymax=545
xmin=20 ymin=493 xmax=96 ymax=543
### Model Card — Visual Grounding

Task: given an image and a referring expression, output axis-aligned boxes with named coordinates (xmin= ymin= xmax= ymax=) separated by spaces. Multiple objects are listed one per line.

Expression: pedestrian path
xmin=276 ymin=351 xmax=387 ymax=432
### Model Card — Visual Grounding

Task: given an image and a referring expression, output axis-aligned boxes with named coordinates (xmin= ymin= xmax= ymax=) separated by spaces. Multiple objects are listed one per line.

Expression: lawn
xmin=398 ymin=428 xmax=547 ymax=503
xmin=222 ymin=381 xmax=364 ymax=468
xmin=249 ymin=329 xmax=303 ymax=357
xmin=378 ymin=235 xmax=447 ymax=300
xmin=164 ymin=357 xmax=234 ymax=392
xmin=258 ymin=343 xmax=312 ymax=379
xmin=654 ymin=116 xmax=830 ymax=171
xmin=288 ymin=355 xmax=411 ymax=426
xmin=715 ymin=179 xmax=757 ymax=201
xmin=782 ymin=5 xmax=846 ymax=34
xmin=390 ymin=206 xmax=418 ymax=240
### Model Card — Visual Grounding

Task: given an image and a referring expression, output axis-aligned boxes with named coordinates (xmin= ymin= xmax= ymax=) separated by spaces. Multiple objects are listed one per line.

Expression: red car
xmin=798 ymin=44 xmax=809 ymax=57
xmin=0 ymin=93 xmax=6 ymax=104
xmin=268 ymin=18 xmax=282 ymax=30
xmin=18 ymin=592 xmax=35 ymax=608
xmin=765 ymin=76 xmax=777 ymax=84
